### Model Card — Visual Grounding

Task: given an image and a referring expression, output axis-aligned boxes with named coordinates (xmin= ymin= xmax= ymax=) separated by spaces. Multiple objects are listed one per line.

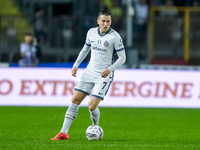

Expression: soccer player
xmin=51 ymin=9 xmax=126 ymax=140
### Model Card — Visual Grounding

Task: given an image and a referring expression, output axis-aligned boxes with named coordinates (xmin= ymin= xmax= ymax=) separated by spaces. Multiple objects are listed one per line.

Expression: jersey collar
xmin=97 ymin=27 xmax=111 ymax=36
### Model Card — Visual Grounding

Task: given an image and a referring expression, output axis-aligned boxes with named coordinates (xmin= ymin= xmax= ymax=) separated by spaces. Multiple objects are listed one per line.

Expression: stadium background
xmin=1 ymin=0 xmax=200 ymax=106
xmin=0 ymin=1 xmax=200 ymax=149
xmin=1 ymin=0 xmax=200 ymax=67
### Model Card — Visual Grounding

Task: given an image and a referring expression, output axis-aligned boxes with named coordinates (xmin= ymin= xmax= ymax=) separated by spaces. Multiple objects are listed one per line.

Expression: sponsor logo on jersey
xmin=92 ymin=46 xmax=107 ymax=52
xmin=104 ymin=40 xmax=109 ymax=47
xmin=97 ymin=40 xmax=102 ymax=44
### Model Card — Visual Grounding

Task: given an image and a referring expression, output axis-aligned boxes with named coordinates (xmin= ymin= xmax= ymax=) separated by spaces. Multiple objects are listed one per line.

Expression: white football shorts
xmin=74 ymin=70 xmax=113 ymax=100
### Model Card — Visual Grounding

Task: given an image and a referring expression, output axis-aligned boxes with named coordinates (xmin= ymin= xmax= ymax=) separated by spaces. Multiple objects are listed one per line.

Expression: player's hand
xmin=71 ymin=66 xmax=78 ymax=77
xmin=101 ymin=69 xmax=110 ymax=78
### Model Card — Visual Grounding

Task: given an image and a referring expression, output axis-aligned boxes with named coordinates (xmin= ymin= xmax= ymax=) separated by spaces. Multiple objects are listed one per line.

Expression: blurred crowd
xmin=126 ymin=0 xmax=200 ymax=6
xmin=31 ymin=0 xmax=200 ymax=47
xmin=17 ymin=0 xmax=200 ymax=66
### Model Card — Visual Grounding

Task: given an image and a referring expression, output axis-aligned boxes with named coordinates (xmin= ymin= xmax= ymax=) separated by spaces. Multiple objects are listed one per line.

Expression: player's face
xmin=97 ymin=15 xmax=111 ymax=35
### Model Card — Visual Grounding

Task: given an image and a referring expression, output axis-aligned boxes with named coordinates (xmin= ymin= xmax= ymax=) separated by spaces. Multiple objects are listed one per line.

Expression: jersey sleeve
xmin=85 ymin=29 xmax=91 ymax=46
xmin=113 ymin=33 xmax=125 ymax=52
xmin=108 ymin=33 xmax=126 ymax=72
xmin=73 ymin=30 xmax=91 ymax=67
xmin=108 ymin=50 xmax=126 ymax=72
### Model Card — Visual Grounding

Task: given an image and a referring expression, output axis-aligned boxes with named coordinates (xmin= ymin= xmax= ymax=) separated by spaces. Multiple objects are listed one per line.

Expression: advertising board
xmin=1 ymin=68 xmax=200 ymax=108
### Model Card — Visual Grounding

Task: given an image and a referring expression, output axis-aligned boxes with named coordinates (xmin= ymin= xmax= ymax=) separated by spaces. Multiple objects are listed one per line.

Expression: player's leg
xmin=51 ymin=90 xmax=87 ymax=140
xmin=61 ymin=90 xmax=87 ymax=133
xmin=51 ymin=90 xmax=86 ymax=140
xmin=88 ymin=96 xmax=101 ymax=125
xmin=88 ymin=79 xmax=112 ymax=126
xmin=51 ymin=81 xmax=93 ymax=140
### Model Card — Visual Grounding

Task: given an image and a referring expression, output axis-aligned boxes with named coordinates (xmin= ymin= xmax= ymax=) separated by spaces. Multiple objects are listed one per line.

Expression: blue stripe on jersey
xmin=112 ymin=48 xmax=117 ymax=65
xmin=92 ymin=94 xmax=104 ymax=100
xmin=105 ymin=73 xmax=114 ymax=96
xmin=85 ymin=43 xmax=91 ymax=46
xmin=116 ymin=48 xmax=125 ymax=52
xmin=74 ymin=88 xmax=90 ymax=95
xmin=106 ymin=49 xmax=115 ymax=96
xmin=97 ymin=27 xmax=111 ymax=36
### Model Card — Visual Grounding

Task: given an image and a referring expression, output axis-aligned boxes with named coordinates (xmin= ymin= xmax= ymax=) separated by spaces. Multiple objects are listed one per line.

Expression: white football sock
xmin=61 ymin=103 xmax=79 ymax=134
xmin=90 ymin=107 xmax=100 ymax=125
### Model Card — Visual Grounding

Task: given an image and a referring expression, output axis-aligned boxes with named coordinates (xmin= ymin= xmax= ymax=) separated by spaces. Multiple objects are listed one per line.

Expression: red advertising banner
xmin=0 ymin=68 xmax=200 ymax=108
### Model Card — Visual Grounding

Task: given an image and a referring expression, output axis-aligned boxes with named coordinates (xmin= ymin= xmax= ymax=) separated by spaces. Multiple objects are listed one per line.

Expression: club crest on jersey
xmin=104 ymin=40 xmax=109 ymax=47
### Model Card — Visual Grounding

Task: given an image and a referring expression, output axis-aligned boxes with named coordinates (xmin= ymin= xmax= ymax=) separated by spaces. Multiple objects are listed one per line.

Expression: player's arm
xmin=72 ymin=30 xmax=91 ymax=77
xmin=101 ymin=50 xmax=126 ymax=78
xmin=108 ymin=50 xmax=126 ymax=72
xmin=73 ymin=29 xmax=91 ymax=68
xmin=108 ymin=34 xmax=126 ymax=72
xmin=101 ymin=69 xmax=110 ymax=78
xmin=71 ymin=66 xmax=78 ymax=77
xmin=72 ymin=44 xmax=91 ymax=77
xmin=73 ymin=44 xmax=91 ymax=68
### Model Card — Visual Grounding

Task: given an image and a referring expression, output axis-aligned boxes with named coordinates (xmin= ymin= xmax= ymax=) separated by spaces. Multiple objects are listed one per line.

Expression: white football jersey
xmin=74 ymin=27 xmax=126 ymax=82
xmin=73 ymin=27 xmax=126 ymax=98
xmin=86 ymin=27 xmax=125 ymax=72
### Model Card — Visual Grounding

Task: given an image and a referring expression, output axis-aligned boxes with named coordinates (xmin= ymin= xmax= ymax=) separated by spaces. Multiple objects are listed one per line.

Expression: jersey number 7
xmin=102 ymin=82 xmax=107 ymax=89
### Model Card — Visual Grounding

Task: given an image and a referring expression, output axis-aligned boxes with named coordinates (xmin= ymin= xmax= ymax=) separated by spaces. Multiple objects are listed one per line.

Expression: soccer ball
xmin=86 ymin=125 xmax=103 ymax=141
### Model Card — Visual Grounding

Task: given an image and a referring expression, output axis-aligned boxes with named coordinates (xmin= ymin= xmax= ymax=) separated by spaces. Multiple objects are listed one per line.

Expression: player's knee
xmin=71 ymin=96 xmax=81 ymax=105
xmin=88 ymin=104 xmax=97 ymax=111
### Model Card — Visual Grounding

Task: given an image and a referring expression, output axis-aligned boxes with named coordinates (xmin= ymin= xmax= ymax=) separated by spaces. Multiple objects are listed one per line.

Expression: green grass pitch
xmin=0 ymin=106 xmax=200 ymax=150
